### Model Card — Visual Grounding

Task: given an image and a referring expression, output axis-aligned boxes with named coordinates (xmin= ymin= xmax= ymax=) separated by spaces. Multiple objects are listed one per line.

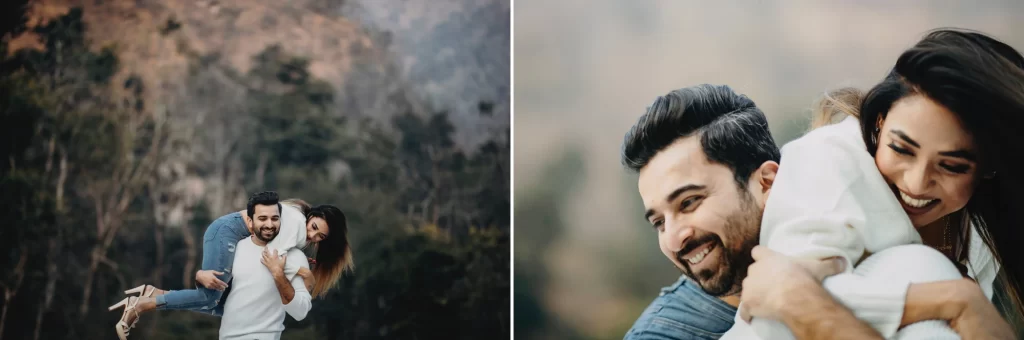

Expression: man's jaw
xmin=254 ymin=227 xmax=277 ymax=244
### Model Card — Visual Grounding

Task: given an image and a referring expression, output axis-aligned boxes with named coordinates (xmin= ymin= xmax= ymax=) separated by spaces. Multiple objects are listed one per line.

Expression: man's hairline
xmin=636 ymin=132 xmax=751 ymax=188
xmin=249 ymin=202 xmax=283 ymax=218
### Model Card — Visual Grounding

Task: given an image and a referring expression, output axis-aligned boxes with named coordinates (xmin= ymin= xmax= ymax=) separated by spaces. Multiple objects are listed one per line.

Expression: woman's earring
xmin=872 ymin=127 xmax=880 ymax=144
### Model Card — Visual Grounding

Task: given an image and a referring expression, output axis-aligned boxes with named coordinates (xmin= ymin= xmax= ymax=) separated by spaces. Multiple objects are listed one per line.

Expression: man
xmin=620 ymin=84 xmax=874 ymax=339
xmin=219 ymin=192 xmax=313 ymax=340
xmin=619 ymin=84 xmax=1004 ymax=339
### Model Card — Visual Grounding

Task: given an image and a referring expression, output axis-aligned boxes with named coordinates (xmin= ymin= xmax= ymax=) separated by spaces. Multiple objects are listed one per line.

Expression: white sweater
xmin=219 ymin=237 xmax=313 ymax=340
xmin=265 ymin=203 xmax=308 ymax=279
xmin=729 ymin=117 xmax=998 ymax=338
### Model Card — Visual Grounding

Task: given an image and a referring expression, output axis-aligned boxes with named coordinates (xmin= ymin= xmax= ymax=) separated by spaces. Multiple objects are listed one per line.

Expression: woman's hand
xmin=261 ymin=248 xmax=287 ymax=277
xmin=934 ymin=279 xmax=1014 ymax=340
xmin=196 ymin=270 xmax=228 ymax=291
xmin=297 ymin=267 xmax=316 ymax=292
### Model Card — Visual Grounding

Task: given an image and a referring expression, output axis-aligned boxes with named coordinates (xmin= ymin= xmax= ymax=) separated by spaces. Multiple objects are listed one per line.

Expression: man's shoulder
xmin=625 ymin=277 xmax=736 ymax=340
xmin=236 ymin=236 xmax=255 ymax=249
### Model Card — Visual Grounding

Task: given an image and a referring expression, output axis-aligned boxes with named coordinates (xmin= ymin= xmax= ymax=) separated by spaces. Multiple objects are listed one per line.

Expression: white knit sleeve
xmin=282 ymin=248 xmax=313 ymax=321
xmin=266 ymin=204 xmax=308 ymax=281
xmin=757 ymin=119 xmax=923 ymax=337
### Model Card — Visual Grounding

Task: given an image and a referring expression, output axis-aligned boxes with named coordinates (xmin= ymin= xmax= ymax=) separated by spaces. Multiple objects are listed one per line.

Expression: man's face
xmin=252 ymin=204 xmax=281 ymax=243
xmin=637 ymin=136 xmax=763 ymax=297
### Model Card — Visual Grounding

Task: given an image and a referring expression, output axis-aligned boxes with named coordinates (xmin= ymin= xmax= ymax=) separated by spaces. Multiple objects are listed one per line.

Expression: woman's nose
xmin=903 ymin=163 xmax=934 ymax=194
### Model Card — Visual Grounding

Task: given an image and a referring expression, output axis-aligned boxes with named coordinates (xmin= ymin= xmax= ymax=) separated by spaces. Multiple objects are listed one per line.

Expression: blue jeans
xmin=624 ymin=275 xmax=737 ymax=340
xmin=155 ymin=212 xmax=250 ymax=316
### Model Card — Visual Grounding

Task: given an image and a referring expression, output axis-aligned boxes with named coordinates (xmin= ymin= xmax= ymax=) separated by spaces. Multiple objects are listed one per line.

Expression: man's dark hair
xmin=621 ymin=84 xmax=780 ymax=188
xmin=246 ymin=191 xmax=282 ymax=218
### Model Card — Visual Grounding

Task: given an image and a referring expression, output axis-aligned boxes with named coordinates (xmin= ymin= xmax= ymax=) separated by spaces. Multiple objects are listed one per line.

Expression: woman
xmin=727 ymin=29 xmax=1024 ymax=339
xmin=107 ymin=192 xmax=354 ymax=339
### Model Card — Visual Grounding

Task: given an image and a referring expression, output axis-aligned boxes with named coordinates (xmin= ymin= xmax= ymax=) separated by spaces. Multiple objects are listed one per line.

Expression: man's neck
xmin=250 ymin=235 xmax=269 ymax=247
xmin=720 ymin=294 xmax=740 ymax=308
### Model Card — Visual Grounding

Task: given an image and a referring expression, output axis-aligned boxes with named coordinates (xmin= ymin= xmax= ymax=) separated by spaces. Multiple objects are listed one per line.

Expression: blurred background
xmin=513 ymin=1 xmax=1024 ymax=339
xmin=0 ymin=0 xmax=508 ymax=339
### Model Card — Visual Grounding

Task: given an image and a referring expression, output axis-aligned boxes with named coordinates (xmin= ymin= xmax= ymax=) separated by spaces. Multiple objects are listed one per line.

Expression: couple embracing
xmin=624 ymin=29 xmax=1024 ymax=340
xmin=108 ymin=191 xmax=353 ymax=340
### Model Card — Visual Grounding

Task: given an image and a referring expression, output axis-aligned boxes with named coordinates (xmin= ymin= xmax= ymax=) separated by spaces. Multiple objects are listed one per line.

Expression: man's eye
xmin=680 ymin=196 xmax=703 ymax=211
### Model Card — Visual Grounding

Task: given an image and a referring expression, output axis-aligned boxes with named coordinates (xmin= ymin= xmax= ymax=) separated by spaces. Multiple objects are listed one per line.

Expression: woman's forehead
xmin=886 ymin=95 xmax=975 ymax=150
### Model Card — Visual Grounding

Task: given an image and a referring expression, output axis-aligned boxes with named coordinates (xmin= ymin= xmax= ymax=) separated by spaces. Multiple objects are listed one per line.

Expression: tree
xmin=3 ymin=7 xmax=167 ymax=322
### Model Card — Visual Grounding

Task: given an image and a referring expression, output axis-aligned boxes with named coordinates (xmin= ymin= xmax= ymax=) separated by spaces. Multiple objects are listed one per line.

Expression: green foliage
xmin=306 ymin=226 xmax=509 ymax=339
xmin=245 ymin=45 xmax=344 ymax=171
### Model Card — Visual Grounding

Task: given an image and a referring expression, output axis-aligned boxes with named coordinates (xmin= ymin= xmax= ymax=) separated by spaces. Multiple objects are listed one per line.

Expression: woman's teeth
xmin=899 ymin=191 xmax=935 ymax=208
xmin=687 ymin=246 xmax=712 ymax=264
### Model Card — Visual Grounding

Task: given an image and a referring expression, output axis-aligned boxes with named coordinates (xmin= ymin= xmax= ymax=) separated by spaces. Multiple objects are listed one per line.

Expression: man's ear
xmin=245 ymin=215 xmax=254 ymax=233
xmin=749 ymin=160 xmax=779 ymax=203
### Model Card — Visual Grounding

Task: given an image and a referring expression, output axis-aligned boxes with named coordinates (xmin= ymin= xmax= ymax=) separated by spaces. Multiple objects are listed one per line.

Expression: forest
xmin=0 ymin=3 xmax=509 ymax=339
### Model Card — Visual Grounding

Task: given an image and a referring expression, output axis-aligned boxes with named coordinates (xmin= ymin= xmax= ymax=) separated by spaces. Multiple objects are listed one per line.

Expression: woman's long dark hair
xmin=832 ymin=28 xmax=1024 ymax=322
xmin=282 ymin=199 xmax=354 ymax=299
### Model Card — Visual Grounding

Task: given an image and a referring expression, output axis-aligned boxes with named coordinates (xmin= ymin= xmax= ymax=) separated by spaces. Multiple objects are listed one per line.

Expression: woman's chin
xmin=909 ymin=213 xmax=941 ymax=229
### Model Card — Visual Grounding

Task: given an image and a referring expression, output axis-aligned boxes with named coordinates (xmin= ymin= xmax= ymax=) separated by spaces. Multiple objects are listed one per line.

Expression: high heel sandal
xmin=124 ymin=284 xmax=158 ymax=298
xmin=108 ymin=296 xmax=140 ymax=340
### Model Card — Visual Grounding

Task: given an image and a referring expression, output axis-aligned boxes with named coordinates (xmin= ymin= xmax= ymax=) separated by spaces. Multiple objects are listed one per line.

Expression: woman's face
xmin=305 ymin=216 xmax=330 ymax=244
xmin=874 ymin=94 xmax=981 ymax=228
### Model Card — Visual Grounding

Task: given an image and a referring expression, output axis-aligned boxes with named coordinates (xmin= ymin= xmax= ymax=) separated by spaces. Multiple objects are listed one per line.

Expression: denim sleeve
xmin=624 ymin=276 xmax=735 ymax=340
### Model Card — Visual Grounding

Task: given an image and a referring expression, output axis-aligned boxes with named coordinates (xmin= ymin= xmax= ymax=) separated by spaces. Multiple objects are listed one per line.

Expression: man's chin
xmin=256 ymin=233 xmax=277 ymax=242
xmin=691 ymin=270 xmax=738 ymax=297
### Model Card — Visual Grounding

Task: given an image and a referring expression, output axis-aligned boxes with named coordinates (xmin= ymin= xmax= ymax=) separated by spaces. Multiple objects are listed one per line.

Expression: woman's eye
xmin=941 ymin=163 xmax=970 ymax=174
xmin=888 ymin=143 xmax=913 ymax=155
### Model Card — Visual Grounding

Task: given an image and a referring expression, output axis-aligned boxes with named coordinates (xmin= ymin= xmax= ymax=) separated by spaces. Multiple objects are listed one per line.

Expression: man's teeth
xmin=687 ymin=247 xmax=712 ymax=264
xmin=899 ymin=191 xmax=935 ymax=208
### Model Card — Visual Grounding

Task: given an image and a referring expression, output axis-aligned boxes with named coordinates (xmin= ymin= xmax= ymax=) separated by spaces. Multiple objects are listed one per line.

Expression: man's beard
xmin=254 ymin=226 xmax=279 ymax=243
xmin=678 ymin=194 xmax=760 ymax=297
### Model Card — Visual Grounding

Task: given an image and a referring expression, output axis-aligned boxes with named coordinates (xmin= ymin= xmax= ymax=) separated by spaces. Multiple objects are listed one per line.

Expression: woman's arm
xmin=757 ymin=119 xmax=922 ymax=337
xmin=740 ymin=246 xmax=883 ymax=340
xmin=282 ymin=249 xmax=313 ymax=321
xmin=265 ymin=204 xmax=308 ymax=280
xmin=903 ymin=279 xmax=1014 ymax=339
xmin=756 ymin=250 xmax=1012 ymax=338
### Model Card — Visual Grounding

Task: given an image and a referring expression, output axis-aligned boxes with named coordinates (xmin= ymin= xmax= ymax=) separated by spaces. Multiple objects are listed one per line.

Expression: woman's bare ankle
xmin=137 ymin=297 xmax=159 ymax=312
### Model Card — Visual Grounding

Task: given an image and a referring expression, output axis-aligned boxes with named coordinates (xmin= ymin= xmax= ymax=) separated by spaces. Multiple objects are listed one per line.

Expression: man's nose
xmin=663 ymin=219 xmax=694 ymax=252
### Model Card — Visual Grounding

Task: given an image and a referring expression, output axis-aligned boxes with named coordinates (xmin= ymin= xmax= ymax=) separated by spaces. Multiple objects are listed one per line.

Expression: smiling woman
xmin=854 ymin=28 xmax=1024 ymax=334
xmin=742 ymin=28 xmax=1024 ymax=339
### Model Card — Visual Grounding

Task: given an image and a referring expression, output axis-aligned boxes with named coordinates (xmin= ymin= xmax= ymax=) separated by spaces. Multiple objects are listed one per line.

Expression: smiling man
xmin=619 ymin=84 xmax=886 ymax=340
xmin=619 ymin=84 xmax=775 ymax=339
